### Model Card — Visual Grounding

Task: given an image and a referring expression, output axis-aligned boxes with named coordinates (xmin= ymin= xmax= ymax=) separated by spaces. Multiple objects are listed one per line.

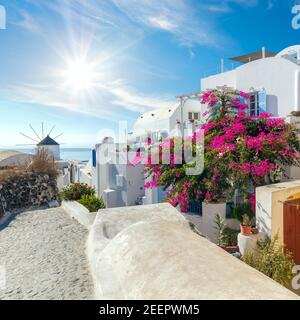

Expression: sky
xmin=0 ymin=0 xmax=299 ymax=148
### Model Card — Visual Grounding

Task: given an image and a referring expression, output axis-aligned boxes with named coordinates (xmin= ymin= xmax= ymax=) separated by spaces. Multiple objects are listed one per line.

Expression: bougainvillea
xmin=144 ymin=88 xmax=300 ymax=213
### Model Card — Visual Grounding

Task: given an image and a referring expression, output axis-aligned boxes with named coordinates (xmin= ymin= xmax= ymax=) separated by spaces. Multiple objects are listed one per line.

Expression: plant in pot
xmin=240 ymin=214 xmax=252 ymax=236
xmin=232 ymin=202 xmax=255 ymax=236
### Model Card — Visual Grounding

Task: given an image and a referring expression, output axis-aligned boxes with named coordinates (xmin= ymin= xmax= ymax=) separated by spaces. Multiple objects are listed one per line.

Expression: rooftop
xmin=229 ymin=49 xmax=276 ymax=64
xmin=37 ymin=136 xmax=59 ymax=146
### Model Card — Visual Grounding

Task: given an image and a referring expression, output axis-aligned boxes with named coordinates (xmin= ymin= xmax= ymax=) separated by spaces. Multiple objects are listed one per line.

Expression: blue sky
xmin=0 ymin=0 xmax=299 ymax=147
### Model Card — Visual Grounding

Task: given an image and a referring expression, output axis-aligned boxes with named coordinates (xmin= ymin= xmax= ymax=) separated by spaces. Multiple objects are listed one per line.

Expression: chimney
xmin=262 ymin=47 xmax=266 ymax=59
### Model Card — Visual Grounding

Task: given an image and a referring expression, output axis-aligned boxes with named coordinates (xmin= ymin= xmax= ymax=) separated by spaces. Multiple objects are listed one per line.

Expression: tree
xmin=145 ymin=88 xmax=300 ymax=213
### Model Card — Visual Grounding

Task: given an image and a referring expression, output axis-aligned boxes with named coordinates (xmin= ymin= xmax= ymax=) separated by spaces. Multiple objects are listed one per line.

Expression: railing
xmin=201 ymin=61 xmax=241 ymax=79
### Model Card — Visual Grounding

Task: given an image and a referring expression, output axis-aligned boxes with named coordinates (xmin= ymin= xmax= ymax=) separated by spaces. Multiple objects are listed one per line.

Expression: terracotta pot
xmin=223 ymin=246 xmax=239 ymax=254
xmin=240 ymin=224 xmax=252 ymax=236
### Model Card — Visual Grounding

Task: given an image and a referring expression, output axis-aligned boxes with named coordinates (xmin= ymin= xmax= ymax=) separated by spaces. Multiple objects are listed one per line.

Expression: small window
xmin=194 ymin=112 xmax=199 ymax=120
xmin=188 ymin=112 xmax=193 ymax=120
xmin=249 ymin=93 xmax=259 ymax=116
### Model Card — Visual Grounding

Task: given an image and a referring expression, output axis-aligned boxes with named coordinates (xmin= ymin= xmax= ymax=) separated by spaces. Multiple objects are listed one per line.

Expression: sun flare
xmin=63 ymin=59 xmax=96 ymax=92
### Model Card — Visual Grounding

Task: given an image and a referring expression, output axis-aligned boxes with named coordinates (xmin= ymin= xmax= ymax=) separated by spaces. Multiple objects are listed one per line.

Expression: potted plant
xmin=240 ymin=214 xmax=252 ymax=236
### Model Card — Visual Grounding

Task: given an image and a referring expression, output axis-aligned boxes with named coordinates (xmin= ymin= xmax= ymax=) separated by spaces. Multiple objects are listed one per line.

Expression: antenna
xmin=42 ymin=122 xmax=44 ymax=139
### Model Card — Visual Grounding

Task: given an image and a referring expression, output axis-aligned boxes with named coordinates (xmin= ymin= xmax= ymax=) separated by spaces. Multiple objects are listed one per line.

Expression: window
xmin=249 ymin=92 xmax=259 ymax=116
xmin=188 ymin=112 xmax=200 ymax=121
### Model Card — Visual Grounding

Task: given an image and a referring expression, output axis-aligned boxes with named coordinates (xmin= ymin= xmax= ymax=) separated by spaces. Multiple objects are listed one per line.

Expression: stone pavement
xmin=0 ymin=207 xmax=93 ymax=300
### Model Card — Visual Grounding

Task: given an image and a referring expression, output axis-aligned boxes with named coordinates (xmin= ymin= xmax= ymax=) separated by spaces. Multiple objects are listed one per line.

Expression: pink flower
xmin=239 ymin=91 xmax=251 ymax=100
xmin=258 ymin=112 xmax=273 ymax=119
xmin=249 ymin=193 xmax=256 ymax=213
xmin=201 ymin=91 xmax=218 ymax=106
xmin=231 ymin=98 xmax=248 ymax=111
xmin=205 ymin=191 xmax=212 ymax=202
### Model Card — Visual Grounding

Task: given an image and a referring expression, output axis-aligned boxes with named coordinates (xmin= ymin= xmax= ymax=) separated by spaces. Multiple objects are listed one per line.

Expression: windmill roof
xmin=37 ymin=136 xmax=59 ymax=146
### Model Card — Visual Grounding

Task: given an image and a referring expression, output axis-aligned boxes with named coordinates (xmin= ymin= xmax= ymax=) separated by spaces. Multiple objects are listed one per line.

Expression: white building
xmin=201 ymin=45 xmax=300 ymax=118
xmin=128 ymin=99 xmax=203 ymax=147
xmin=90 ymin=137 xmax=145 ymax=208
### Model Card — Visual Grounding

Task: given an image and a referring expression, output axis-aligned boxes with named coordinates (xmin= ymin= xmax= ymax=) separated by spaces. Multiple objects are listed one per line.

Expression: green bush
xmin=214 ymin=214 xmax=238 ymax=247
xmin=242 ymin=235 xmax=295 ymax=288
xmin=78 ymin=195 xmax=106 ymax=212
xmin=60 ymin=183 xmax=95 ymax=201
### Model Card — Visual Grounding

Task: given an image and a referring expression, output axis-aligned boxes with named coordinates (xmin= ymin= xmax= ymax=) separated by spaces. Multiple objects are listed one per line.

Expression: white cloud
xmin=5 ymin=79 xmax=175 ymax=121
xmin=105 ymin=82 xmax=175 ymax=112
xmin=147 ymin=16 xmax=177 ymax=31
xmin=111 ymin=0 xmax=219 ymax=47
xmin=11 ymin=8 xmax=41 ymax=33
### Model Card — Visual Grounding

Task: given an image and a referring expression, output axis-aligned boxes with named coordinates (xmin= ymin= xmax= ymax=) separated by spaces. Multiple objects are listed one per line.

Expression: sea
xmin=2 ymin=148 xmax=92 ymax=163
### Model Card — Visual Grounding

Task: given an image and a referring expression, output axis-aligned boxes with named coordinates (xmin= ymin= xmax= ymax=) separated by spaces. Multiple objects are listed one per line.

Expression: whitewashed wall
xmin=201 ymin=54 xmax=300 ymax=118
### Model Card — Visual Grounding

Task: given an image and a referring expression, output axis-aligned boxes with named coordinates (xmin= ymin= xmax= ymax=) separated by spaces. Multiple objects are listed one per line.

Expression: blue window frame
xmin=92 ymin=149 xmax=96 ymax=167
xmin=189 ymin=200 xmax=203 ymax=216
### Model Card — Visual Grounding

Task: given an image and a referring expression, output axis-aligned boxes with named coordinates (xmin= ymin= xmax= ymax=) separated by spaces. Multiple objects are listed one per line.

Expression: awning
xmin=229 ymin=50 xmax=276 ymax=64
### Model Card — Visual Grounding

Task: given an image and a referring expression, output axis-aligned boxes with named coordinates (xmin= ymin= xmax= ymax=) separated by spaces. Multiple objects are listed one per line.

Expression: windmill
xmin=19 ymin=122 xmax=64 ymax=160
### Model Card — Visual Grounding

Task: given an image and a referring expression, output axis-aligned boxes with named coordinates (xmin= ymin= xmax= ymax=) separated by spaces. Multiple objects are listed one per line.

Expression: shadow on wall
xmin=267 ymin=95 xmax=278 ymax=116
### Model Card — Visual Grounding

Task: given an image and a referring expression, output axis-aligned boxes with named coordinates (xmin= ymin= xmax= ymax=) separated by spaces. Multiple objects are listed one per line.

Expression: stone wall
xmin=0 ymin=174 xmax=58 ymax=218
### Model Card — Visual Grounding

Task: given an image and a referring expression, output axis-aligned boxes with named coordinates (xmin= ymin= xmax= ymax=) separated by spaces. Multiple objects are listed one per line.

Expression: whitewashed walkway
xmin=0 ymin=208 xmax=93 ymax=300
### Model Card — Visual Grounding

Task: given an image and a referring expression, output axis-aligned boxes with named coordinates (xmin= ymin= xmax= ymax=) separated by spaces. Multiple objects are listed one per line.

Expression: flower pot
xmin=240 ymin=224 xmax=252 ymax=236
xmin=222 ymin=246 xmax=239 ymax=254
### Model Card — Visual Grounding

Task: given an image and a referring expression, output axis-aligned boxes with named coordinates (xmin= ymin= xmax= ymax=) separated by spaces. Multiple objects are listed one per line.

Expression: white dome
xmin=276 ymin=45 xmax=300 ymax=58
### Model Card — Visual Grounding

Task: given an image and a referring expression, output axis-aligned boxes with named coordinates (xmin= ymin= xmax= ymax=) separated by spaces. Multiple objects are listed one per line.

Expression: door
xmin=284 ymin=199 xmax=300 ymax=265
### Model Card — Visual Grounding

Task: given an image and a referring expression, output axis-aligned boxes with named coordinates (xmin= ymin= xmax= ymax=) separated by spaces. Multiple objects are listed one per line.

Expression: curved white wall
xmin=87 ymin=203 xmax=299 ymax=300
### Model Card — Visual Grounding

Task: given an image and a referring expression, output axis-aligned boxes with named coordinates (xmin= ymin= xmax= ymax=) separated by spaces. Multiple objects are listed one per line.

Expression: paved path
xmin=0 ymin=208 xmax=93 ymax=300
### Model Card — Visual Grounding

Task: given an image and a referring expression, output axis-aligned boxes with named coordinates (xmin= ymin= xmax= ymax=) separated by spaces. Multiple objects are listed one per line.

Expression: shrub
xmin=144 ymin=88 xmax=300 ymax=210
xmin=242 ymin=235 xmax=295 ymax=288
xmin=214 ymin=214 xmax=238 ymax=247
xmin=28 ymin=149 xmax=59 ymax=178
xmin=0 ymin=149 xmax=58 ymax=184
xmin=78 ymin=195 xmax=105 ymax=212
xmin=60 ymin=183 xmax=95 ymax=201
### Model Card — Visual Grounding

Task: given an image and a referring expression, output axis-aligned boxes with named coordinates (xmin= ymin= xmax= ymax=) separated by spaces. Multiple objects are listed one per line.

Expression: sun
xmin=63 ymin=58 xmax=97 ymax=92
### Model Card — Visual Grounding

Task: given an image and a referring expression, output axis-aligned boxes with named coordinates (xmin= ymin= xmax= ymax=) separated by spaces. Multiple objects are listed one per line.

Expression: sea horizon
xmin=0 ymin=147 xmax=92 ymax=162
